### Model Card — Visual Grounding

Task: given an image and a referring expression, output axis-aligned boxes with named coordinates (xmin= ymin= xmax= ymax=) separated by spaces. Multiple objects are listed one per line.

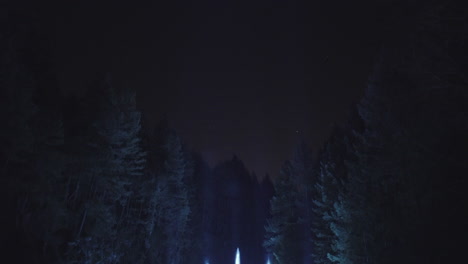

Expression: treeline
xmin=0 ymin=14 xmax=273 ymax=264
xmin=0 ymin=42 xmax=194 ymax=263
xmin=264 ymin=2 xmax=468 ymax=264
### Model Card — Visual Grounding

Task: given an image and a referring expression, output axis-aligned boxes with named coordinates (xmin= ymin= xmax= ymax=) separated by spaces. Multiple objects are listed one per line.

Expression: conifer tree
xmin=150 ymin=130 xmax=191 ymax=264
xmin=264 ymin=161 xmax=302 ymax=264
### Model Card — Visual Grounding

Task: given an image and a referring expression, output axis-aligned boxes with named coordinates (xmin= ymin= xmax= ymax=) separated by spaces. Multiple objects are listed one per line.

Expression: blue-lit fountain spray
xmin=235 ymin=248 xmax=240 ymax=264
xmin=266 ymin=256 xmax=271 ymax=264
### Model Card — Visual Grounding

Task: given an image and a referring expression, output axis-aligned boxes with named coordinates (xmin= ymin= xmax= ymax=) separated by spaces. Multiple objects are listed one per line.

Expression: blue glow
xmin=266 ymin=255 xmax=271 ymax=264
xmin=235 ymin=248 xmax=240 ymax=264
xmin=204 ymin=259 xmax=209 ymax=264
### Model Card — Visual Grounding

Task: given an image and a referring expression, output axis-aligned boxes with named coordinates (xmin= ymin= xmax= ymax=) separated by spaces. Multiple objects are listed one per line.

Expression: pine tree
xmin=65 ymin=77 xmax=146 ymax=264
xmin=290 ymin=142 xmax=314 ymax=264
xmin=150 ymin=131 xmax=191 ymax=264
xmin=311 ymin=147 xmax=339 ymax=264
xmin=264 ymin=161 xmax=302 ymax=264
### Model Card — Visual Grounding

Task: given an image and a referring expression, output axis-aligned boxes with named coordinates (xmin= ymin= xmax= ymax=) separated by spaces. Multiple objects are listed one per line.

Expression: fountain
xmin=235 ymin=248 xmax=240 ymax=264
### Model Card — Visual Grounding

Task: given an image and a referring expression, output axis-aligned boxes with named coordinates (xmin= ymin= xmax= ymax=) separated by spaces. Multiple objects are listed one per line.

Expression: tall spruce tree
xmin=152 ymin=131 xmax=191 ymax=264
xmin=65 ymin=77 xmax=146 ymax=264
xmin=311 ymin=144 xmax=341 ymax=264
xmin=264 ymin=161 xmax=302 ymax=264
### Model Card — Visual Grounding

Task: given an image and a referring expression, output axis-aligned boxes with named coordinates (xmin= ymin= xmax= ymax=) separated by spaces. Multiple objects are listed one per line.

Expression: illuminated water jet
xmin=235 ymin=248 xmax=240 ymax=264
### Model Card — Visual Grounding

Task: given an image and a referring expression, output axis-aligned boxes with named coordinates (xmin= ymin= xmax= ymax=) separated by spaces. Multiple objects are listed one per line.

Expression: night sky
xmin=32 ymin=0 xmax=388 ymax=178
